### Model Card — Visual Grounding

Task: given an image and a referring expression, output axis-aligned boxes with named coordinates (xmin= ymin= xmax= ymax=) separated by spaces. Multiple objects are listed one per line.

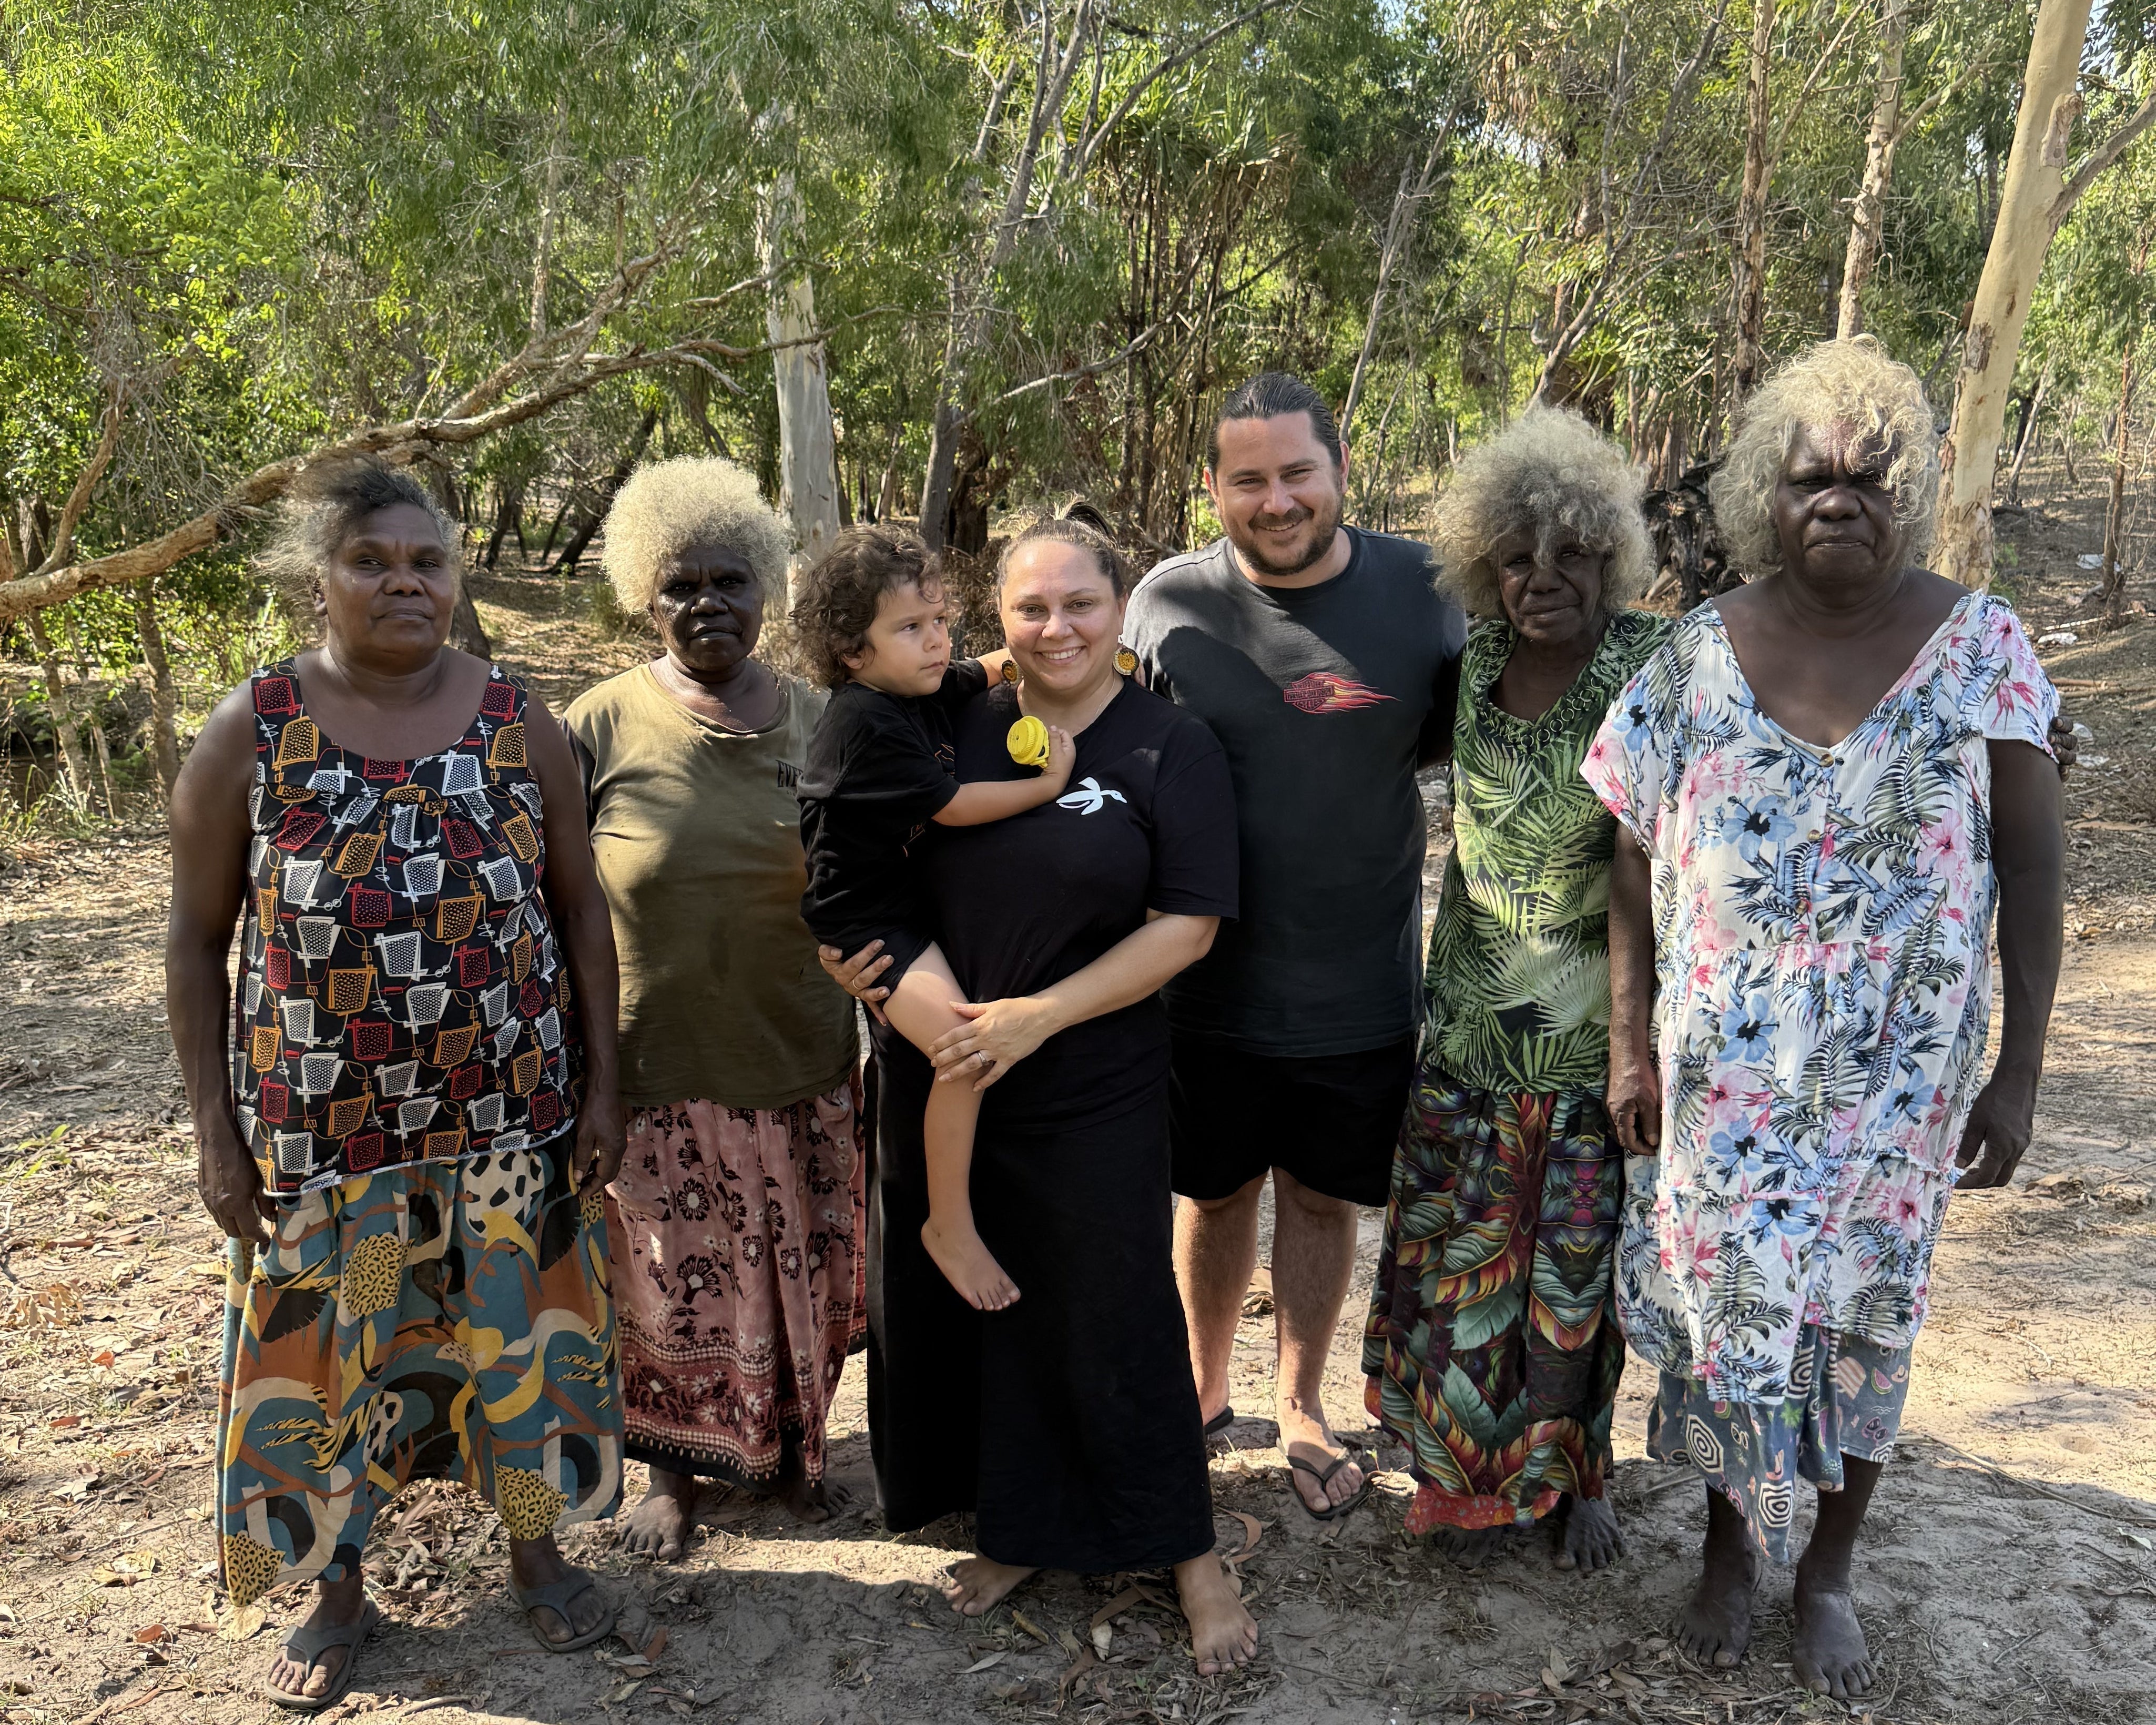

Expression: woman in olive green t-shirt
xmin=566 ymin=457 xmax=862 ymax=1558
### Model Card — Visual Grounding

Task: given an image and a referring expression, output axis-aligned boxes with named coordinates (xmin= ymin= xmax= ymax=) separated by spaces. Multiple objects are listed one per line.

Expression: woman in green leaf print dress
xmin=1363 ymin=408 xmax=1668 ymax=1570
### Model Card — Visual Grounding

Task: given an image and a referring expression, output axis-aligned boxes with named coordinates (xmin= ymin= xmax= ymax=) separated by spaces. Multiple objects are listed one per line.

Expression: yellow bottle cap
xmin=1006 ymin=714 xmax=1051 ymax=768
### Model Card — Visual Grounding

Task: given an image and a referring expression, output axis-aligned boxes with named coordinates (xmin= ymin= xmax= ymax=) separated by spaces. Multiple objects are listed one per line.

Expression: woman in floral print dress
xmin=1587 ymin=339 xmax=2065 ymax=1701
xmin=1362 ymin=409 xmax=1665 ymax=1572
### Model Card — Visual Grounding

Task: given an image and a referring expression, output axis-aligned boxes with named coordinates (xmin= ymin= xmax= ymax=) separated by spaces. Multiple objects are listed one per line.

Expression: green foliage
xmin=1 ymin=0 xmax=2148 ymax=707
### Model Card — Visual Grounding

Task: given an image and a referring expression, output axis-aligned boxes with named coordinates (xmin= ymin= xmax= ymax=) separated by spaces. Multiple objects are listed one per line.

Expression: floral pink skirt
xmin=604 ymin=1078 xmax=865 ymax=1488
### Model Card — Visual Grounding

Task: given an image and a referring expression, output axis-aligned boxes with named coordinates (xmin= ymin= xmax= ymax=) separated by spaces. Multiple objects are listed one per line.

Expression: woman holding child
xmin=809 ymin=515 xmax=1258 ymax=1674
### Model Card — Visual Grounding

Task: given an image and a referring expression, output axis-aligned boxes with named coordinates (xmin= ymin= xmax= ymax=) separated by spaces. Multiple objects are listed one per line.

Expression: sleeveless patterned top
xmin=231 ymin=659 xmax=579 ymax=1196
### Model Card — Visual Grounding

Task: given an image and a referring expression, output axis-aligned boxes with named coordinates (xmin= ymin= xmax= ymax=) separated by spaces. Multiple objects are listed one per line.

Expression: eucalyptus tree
xmin=1936 ymin=0 xmax=2156 ymax=585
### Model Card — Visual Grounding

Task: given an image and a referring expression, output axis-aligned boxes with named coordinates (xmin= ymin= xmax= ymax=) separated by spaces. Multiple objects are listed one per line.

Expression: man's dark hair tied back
xmin=1209 ymin=372 xmax=1343 ymax=472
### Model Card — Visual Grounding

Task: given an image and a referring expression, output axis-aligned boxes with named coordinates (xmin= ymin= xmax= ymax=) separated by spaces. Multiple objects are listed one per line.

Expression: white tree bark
xmin=1729 ymin=0 xmax=1777 ymax=410
xmin=1837 ymin=0 xmax=1907 ymax=339
xmin=1935 ymin=0 xmax=2095 ymax=586
xmin=760 ymin=168 xmax=842 ymax=600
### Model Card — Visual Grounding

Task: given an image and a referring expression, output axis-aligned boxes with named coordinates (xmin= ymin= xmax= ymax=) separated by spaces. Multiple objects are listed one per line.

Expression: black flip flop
xmin=265 ymin=1599 xmax=379 ymax=1713
xmin=507 ymin=1569 xmax=617 ymax=1653
xmin=1202 ymin=1405 xmax=1236 ymax=1438
xmin=1288 ymin=1452 xmax=1372 ymax=1522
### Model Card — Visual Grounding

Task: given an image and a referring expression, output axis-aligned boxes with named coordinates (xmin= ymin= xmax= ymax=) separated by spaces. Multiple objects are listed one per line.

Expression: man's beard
xmin=1228 ymin=490 xmax=1344 ymax=577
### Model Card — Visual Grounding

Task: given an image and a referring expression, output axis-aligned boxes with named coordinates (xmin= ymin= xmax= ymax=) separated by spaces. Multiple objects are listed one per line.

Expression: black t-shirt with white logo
xmin=1124 ymin=527 xmax=1467 ymax=1057
xmin=904 ymin=677 xmax=1238 ymax=1133
xmin=796 ymin=659 xmax=988 ymax=951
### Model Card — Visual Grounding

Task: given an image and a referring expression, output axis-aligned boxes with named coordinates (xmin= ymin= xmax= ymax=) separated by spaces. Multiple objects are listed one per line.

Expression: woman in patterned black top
xmin=167 ymin=459 xmax=625 ymax=1711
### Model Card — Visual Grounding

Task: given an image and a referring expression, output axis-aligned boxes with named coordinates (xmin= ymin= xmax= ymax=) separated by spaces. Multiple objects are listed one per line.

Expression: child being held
xmin=793 ymin=525 xmax=1073 ymax=1310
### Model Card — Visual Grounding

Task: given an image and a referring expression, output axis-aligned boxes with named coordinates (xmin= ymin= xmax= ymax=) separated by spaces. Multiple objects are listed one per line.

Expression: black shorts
xmin=1167 ymin=1031 xmax=1416 ymax=1208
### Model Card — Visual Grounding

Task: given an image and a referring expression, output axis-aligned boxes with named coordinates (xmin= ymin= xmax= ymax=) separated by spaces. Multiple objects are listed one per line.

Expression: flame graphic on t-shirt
xmin=1281 ymin=671 xmax=1397 ymax=713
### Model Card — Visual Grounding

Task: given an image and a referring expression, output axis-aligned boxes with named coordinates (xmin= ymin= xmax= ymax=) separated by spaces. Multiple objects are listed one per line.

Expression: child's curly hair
xmin=789 ymin=523 xmax=943 ymax=689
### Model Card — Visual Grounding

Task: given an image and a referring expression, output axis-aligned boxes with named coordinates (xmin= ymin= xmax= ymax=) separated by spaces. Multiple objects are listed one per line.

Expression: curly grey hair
xmin=601 ymin=455 xmax=790 ymax=614
xmin=255 ymin=457 xmax=461 ymax=621
xmin=1430 ymin=407 xmax=1653 ymax=620
xmin=1709 ymin=336 xmax=1939 ymax=580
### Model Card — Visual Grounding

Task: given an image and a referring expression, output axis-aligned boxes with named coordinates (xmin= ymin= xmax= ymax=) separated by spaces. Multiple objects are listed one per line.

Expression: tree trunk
xmin=63 ymin=613 xmax=117 ymax=812
xmin=2100 ymin=340 xmax=2135 ymax=624
xmin=1936 ymin=0 xmax=2098 ymax=586
xmin=1342 ymin=134 xmax=1445 ymax=442
xmin=874 ymin=424 xmax=904 ymax=522
xmin=760 ymin=168 xmax=843 ymax=603
xmin=2004 ymin=353 xmax=2055 ymax=503
xmin=1730 ymin=0 xmax=1777 ymax=409
xmin=133 ymin=586 xmax=181 ymax=803
xmin=550 ymin=409 xmax=658 ymax=575
xmin=481 ymin=478 xmax=526 ymax=569
xmin=1837 ymin=0 xmax=1907 ymax=338
xmin=920 ymin=394 xmax=962 ymax=555
xmin=25 ymin=612 xmax=91 ymax=804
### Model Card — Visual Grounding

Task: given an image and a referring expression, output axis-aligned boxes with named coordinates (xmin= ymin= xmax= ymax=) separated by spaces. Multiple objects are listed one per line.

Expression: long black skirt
xmin=866 ymin=1041 xmax=1215 ymax=1572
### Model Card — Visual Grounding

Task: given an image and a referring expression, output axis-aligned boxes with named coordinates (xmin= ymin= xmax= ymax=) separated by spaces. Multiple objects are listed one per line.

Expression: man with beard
xmin=1124 ymin=372 xmax=1466 ymax=1519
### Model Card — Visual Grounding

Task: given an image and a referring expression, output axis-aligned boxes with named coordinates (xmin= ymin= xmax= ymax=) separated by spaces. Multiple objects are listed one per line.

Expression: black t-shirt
xmin=916 ymin=678 xmax=1238 ymax=1133
xmin=796 ymin=659 xmax=989 ymax=949
xmin=1123 ymin=527 xmax=1467 ymax=1056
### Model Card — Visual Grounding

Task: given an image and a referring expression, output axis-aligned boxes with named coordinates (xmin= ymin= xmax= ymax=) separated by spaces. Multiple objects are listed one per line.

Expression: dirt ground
xmin=1 ymin=473 xmax=2153 ymax=1724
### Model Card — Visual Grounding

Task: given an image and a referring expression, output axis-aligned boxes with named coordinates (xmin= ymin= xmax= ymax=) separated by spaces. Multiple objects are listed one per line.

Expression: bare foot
xmin=1793 ymin=1563 xmax=1877 ymax=1698
xmin=1173 ymin=1552 xmax=1256 ymax=1675
xmin=1554 ymin=1494 xmax=1624 ymax=1571
xmin=941 ymin=1555 xmax=1038 ymax=1617
xmin=1278 ymin=1395 xmax=1364 ymax=1515
xmin=1431 ymin=1524 xmax=1509 ymax=1567
xmin=619 ymin=1468 xmax=699 ymax=1560
xmin=1675 ymin=1499 xmax=1756 ymax=1670
xmin=921 ymin=1216 xmax=1020 ymax=1311
xmin=265 ymin=1572 xmax=369 ymax=1706
xmin=777 ymin=1448 xmax=840 ymax=1525
xmin=509 ymin=1535 xmax=612 ymax=1647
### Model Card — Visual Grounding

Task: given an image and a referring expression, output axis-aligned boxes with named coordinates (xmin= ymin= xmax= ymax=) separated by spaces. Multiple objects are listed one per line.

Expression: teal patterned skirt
xmin=216 ymin=1145 xmax=623 ymax=1603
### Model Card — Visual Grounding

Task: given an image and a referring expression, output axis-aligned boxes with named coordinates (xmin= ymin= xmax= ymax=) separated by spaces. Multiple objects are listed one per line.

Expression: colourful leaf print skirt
xmin=217 ymin=1144 xmax=622 ymax=1605
xmin=1362 ymin=1070 xmax=1625 ymax=1534
xmin=603 ymin=1080 xmax=866 ymax=1489
xmin=1647 ymin=1323 xmax=1912 ymax=1565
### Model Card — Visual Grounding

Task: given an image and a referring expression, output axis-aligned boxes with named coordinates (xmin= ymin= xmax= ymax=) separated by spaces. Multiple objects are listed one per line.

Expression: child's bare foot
xmin=922 ymin=1216 xmax=1020 ymax=1310
xmin=942 ymin=1556 xmax=1037 ymax=1616
xmin=1173 ymin=1554 xmax=1256 ymax=1675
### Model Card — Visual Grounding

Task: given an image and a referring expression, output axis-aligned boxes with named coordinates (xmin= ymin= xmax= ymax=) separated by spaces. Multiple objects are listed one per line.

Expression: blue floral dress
xmin=1581 ymin=593 xmax=2056 ymax=1555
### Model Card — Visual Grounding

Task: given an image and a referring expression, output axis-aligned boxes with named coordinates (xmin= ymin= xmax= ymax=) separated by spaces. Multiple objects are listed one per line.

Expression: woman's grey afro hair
xmin=1430 ymin=407 xmax=1654 ymax=620
xmin=1708 ymin=336 xmax=1940 ymax=580
xmin=601 ymin=455 xmax=791 ymax=613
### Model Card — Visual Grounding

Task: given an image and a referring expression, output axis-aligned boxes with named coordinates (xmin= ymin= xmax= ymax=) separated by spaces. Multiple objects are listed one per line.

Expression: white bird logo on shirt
xmin=1057 ymin=776 xmax=1127 ymax=815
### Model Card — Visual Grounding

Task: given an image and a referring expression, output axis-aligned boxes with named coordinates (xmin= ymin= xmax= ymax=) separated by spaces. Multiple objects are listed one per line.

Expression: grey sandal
xmin=265 ymin=1599 xmax=379 ymax=1713
xmin=507 ymin=1569 xmax=616 ymax=1652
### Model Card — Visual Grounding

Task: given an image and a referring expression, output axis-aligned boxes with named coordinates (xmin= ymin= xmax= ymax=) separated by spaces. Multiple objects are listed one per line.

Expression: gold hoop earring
xmin=999 ymin=659 xmax=1021 ymax=685
xmin=1114 ymin=645 xmax=1138 ymax=676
